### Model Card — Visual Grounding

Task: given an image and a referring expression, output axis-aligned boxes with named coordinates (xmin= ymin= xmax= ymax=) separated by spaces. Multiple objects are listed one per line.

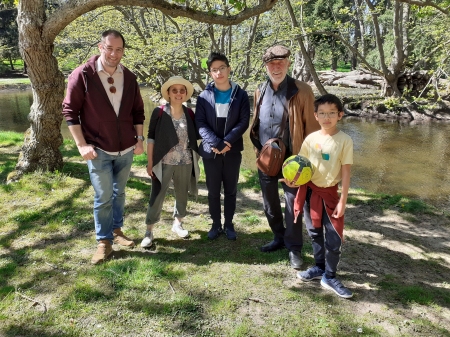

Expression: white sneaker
xmin=172 ymin=220 xmax=189 ymax=238
xmin=140 ymin=231 xmax=153 ymax=248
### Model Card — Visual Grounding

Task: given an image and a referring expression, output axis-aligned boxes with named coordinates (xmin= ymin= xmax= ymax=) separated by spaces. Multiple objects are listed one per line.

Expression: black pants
xmin=203 ymin=152 xmax=242 ymax=226
xmin=258 ymin=169 xmax=303 ymax=251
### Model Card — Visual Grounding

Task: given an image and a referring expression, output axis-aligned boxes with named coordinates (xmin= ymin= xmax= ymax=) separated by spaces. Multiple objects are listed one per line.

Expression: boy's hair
xmin=206 ymin=52 xmax=230 ymax=71
xmin=314 ymin=94 xmax=343 ymax=113
xmin=101 ymin=30 xmax=126 ymax=48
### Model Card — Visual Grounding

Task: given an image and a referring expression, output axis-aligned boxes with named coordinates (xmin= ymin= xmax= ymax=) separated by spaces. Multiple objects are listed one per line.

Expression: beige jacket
xmin=250 ymin=76 xmax=320 ymax=156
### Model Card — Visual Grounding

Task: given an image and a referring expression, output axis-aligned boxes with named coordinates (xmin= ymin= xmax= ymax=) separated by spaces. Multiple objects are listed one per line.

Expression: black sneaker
xmin=225 ymin=228 xmax=237 ymax=240
xmin=207 ymin=224 xmax=222 ymax=240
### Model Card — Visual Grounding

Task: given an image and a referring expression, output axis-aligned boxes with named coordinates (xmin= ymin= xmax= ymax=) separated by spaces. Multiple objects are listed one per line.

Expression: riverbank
xmin=1 ymin=134 xmax=450 ymax=336
xmin=2 ymin=75 xmax=450 ymax=122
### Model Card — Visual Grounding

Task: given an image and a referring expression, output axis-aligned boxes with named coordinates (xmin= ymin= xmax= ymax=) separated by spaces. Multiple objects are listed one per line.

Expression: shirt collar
xmin=269 ymin=76 xmax=287 ymax=92
xmin=95 ymin=57 xmax=123 ymax=74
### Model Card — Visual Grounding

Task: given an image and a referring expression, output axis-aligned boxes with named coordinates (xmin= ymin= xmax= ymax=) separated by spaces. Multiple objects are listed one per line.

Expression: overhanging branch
xmin=43 ymin=0 xmax=278 ymax=41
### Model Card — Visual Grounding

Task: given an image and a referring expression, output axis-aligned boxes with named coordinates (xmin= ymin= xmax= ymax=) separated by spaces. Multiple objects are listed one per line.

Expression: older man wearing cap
xmin=250 ymin=45 xmax=320 ymax=269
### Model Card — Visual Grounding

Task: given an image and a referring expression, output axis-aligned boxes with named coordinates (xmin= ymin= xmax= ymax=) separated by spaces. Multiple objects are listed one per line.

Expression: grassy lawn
xmin=1 ymin=132 xmax=450 ymax=336
xmin=0 ymin=78 xmax=31 ymax=85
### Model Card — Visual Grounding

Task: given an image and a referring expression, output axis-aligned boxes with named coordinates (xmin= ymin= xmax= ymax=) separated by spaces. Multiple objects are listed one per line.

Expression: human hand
xmin=219 ymin=145 xmax=231 ymax=154
xmin=211 ymin=147 xmax=221 ymax=154
xmin=279 ymin=178 xmax=297 ymax=188
xmin=134 ymin=141 xmax=144 ymax=155
xmin=147 ymin=164 xmax=154 ymax=178
xmin=78 ymin=144 xmax=97 ymax=161
xmin=332 ymin=200 xmax=346 ymax=218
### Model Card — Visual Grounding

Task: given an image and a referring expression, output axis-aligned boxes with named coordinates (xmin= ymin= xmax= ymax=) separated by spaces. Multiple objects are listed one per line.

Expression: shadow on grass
xmin=2 ymin=142 xmax=450 ymax=335
xmin=1 ymin=326 xmax=75 ymax=337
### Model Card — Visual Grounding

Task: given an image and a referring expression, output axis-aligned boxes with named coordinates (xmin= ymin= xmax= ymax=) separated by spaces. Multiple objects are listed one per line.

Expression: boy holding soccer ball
xmin=293 ymin=94 xmax=354 ymax=298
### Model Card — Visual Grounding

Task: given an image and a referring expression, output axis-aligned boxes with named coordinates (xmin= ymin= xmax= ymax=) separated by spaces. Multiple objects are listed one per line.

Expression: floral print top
xmin=161 ymin=112 xmax=192 ymax=165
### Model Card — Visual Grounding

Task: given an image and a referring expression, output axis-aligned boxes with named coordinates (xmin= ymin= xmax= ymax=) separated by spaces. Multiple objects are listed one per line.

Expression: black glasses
xmin=107 ymin=77 xmax=116 ymax=94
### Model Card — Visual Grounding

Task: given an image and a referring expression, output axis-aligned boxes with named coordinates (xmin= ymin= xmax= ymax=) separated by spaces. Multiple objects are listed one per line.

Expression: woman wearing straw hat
xmin=141 ymin=76 xmax=200 ymax=247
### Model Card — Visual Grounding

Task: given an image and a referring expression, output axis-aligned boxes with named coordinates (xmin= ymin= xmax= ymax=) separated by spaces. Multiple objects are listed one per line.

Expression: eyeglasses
xmin=107 ymin=77 xmax=116 ymax=94
xmin=102 ymin=45 xmax=124 ymax=55
xmin=317 ymin=112 xmax=338 ymax=118
xmin=170 ymin=88 xmax=186 ymax=94
xmin=210 ymin=65 xmax=228 ymax=74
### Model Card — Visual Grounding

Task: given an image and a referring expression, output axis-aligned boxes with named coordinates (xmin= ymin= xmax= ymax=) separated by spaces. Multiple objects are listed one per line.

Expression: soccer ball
xmin=282 ymin=155 xmax=313 ymax=186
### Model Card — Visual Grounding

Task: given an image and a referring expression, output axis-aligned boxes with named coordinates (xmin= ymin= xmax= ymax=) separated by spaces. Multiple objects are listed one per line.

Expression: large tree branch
xmin=43 ymin=0 xmax=278 ymax=41
xmin=364 ymin=0 xmax=390 ymax=75
xmin=397 ymin=0 xmax=449 ymax=15
xmin=390 ymin=1 xmax=404 ymax=73
xmin=283 ymin=0 xmax=327 ymax=94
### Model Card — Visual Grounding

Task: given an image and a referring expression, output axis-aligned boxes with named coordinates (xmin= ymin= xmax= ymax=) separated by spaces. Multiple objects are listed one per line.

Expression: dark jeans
xmin=258 ymin=169 xmax=303 ymax=251
xmin=203 ymin=152 xmax=242 ymax=226
xmin=304 ymin=192 xmax=342 ymax=278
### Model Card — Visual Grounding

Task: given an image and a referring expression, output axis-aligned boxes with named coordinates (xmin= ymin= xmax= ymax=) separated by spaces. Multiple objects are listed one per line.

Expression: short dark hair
xmin=314 ymin=94 xmax=343 ymax=112
xmin=101 ymin=30 xmax=126 ymax=48
xmin=206 ymin=52 xmax=230 ymax=71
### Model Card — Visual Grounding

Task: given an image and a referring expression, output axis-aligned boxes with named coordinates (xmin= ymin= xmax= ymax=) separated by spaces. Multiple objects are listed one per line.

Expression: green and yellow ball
xmin=282 ymin=155 xmax=313 ymax=186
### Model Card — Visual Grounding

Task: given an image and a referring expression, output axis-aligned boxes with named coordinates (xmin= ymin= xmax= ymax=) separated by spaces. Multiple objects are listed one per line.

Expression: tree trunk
xmin=12 ymin=0 xmax=277 ymax=180
xmin=283 ymin=0 xmax=327 ymax=95
xmin=12 ymin=1 xmax=65 ymax=180
xmin=331 ymin=55 xmax=338 ymax=71
xmin=292 ymin=50 xmax=313 ymax=82
xmin=8 ymin=55 xmax=14 ymax=70
xmin=382 ymin=75 xmax=402 ymax=97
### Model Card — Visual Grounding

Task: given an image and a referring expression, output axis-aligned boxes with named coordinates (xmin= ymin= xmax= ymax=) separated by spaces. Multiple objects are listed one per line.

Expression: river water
xmin=1 ymin=89 xmax=449 ymax=210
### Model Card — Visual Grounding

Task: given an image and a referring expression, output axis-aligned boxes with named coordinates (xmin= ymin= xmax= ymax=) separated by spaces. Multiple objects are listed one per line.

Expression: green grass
xmin=0 ymin=131 xmax=24 ymax=146
xmin=1 ymin=132 xmax=450 ymax=336
xmin=0 ymin=78 xmax=31 ymax=85
xmin=378 ymin=274 xmax=450 ymax=306
xmin=346 ymin=190 xmax=439 ymax=215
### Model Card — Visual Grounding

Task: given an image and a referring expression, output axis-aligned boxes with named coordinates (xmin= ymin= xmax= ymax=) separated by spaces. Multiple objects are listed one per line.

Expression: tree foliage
xmin=0 ymin=1 xmax=19 ymax=72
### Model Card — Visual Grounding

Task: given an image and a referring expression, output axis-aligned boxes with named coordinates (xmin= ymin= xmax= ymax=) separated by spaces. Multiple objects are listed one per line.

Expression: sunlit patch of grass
xmin=133 ymin=152 xmax=147 ymax=167
xmin=0 ymin=131 xmax=23 ymax=146
xmin=347 ymin=191 xmax=437 ymax=215
xmin=0 ymin=78 xmax=30 ymax=85
xmin=378 ymin=274 xmax=450 ymax=306
xmin=239 ymin=211 xmax=260 ymax=226
xmin=238 ymin=168 xmax=260 ymax=191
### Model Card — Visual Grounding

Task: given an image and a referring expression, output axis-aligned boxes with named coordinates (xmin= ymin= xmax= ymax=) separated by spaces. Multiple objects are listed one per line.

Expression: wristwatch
xmin=136 ymin=135 xmax=145 ymax=141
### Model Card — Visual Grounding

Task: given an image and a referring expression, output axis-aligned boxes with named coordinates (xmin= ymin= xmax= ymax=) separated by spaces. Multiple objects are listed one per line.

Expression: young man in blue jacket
xmin=195 ymin=52 xmax=250 ymax=240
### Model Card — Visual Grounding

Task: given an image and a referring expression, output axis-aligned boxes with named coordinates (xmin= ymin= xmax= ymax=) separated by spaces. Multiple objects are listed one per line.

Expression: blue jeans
xmin=87 ymin=149 xmax=134 ymax=242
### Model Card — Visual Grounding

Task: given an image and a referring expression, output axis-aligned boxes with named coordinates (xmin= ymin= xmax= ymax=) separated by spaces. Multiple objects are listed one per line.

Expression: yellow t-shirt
xmin=299 ymin=130 xmax=353 ymax=187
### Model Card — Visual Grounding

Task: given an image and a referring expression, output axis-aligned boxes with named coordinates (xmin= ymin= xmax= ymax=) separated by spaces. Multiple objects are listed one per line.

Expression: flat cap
xmin=262 ymin=45 xmax=291 ymax=63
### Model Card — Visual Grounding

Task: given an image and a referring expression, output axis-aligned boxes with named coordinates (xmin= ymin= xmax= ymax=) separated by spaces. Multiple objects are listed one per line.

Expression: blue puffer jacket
xmin=195 ymin=81 xmax=250 ymax=159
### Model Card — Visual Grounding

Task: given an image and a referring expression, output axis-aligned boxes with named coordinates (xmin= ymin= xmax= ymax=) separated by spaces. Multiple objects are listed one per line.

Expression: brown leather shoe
xmin=91 ymin=240 xmax=113 ymax=265
xmin=113 ymin=228 xmax=135 ymax=247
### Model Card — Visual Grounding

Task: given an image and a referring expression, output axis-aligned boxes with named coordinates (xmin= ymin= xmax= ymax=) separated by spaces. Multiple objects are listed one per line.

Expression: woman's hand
xmin=147 ymin=163 xmax=154 ymax=178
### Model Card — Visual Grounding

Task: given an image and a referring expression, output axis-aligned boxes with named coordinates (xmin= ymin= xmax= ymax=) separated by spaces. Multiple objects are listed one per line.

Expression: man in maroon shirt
xmin=62 ymin=30 xmax=145 ymax=264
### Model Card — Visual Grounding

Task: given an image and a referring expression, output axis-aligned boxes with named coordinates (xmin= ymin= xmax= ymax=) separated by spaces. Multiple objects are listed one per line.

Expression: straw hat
xmin=161 ymin=76 xmax=194 ymax=102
